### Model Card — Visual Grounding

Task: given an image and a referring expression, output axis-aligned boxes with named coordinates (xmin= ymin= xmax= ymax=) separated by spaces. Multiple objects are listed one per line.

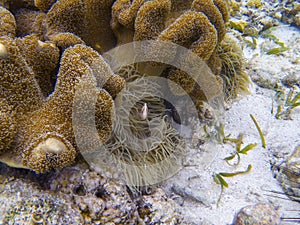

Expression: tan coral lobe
xmin=34 ymin=0 xmax=56 ymax=12
xmin=46 ymin=0 xmax=116 ymax=52
xmin=14 ymin=8 xmax=46 ymax=38
xmin=47 ymin=32 xmax=85 ymax=50
xmin=191 ymin=0 xmax=226 ymax=42
xmin=111 ymin=0 xmax=228 ymax=105
xmin=0 ymin=6 xmax=16 ymax=37
xmin=24 ymin=134 xmax=76 ymax=173
xmin=159 ymin=11 xmax=218 ymax=60
xmin=0 ymin=36 xmax=44 ymax=114
xmin=15 ymin=34 xmax=60 ymax=96
xmin=0 ymin=28 xmax=124 ymax=172
xmin=0 ymin=98 xmax=16 ymax=153
xmin=20 ymin=44 xmax=121 ymax=172
xmin=134 ymin=0 xmax=171 ymax=41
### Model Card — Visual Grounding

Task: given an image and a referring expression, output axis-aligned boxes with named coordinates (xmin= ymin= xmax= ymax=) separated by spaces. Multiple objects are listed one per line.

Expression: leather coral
xmin=111 ymin=0 xmax=229 ymax=102
xmin=0 ymin=8 xmax=124 ymax=172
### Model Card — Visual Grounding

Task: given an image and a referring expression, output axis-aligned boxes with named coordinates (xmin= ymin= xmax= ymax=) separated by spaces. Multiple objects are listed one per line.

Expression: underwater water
xmin=0 ymin=0 xmax=300 ymax=224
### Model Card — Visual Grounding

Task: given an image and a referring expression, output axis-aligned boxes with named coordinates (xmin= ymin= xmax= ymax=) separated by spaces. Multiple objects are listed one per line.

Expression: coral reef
xmin=0 ymin=163 xmax=182 ymax=224
xmin=2 ymin=0 xmax=248 ymax=105
xmin=0 ymin=0 xmax=247 ymax=181
xmin=0 ymin=1 xmax=272 ymax=224
xmin=0 ymin=11 xmax=124 ymax=172
xmin=46 ymin=0 xmax=116 ymax=52
xmin=111 ymin=0 xmax=230 ymax=91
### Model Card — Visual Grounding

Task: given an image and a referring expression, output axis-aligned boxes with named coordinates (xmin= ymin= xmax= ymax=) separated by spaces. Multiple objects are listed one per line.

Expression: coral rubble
xmin=233 ymin=203 xmax=280 ymax=225
xmin=276 ymin=145 xmax=300 ymax=202
xmin=0 ymin=163 xmax=182 ymax=224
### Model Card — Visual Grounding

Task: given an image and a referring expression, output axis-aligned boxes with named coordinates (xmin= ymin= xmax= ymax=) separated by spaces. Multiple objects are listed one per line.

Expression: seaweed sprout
xmin=213 ymin=164 xmax=252 ymax=205
xmin=224 ymin=144 xmax=258 ymax=166
xmin=202 ymin=123 xmax=256 ymax=204
xmin=224 ymin=132 xmax=257 ymax=166
xmin=250 ymin=114 xmax=266 ymax=148
xmin=244 ymin=37 xmax=258 ymax=49
xmin=261 ymin=27 xmax=290 ymax=55
xmin=272 ymin=84 xmax=300 ymax=120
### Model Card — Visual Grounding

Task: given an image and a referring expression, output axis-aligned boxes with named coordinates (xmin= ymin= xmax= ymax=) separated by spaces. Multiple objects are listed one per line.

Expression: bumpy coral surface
xmin=111 ymin=0 xmax=232 ymax=106
xmin=0 ymin=6 xmax=16 ymax=37
xmin=112 ymin=0 xmax=229 ymax=61
xmin=14 ymin=8 xmax=46 ymax=39
xmin=0 ymin=9 xmax=125 ymax=172
xmin=0 ymin=39 xmax=122 ymax=172
xmin=3 ymin=0 xmax=245 ymax=106
xmin=46 ymin=0 xmax=116 ymax=52
xmin=0 ymin=163 xmax=183 ymax=224
xmin=0 ymin=98 xmax=16 ymax=153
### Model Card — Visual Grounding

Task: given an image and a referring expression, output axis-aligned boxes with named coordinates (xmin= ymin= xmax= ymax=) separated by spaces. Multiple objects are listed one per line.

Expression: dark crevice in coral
xmin=7 ymin=0 xmax=38 ymax=13
xmin=94 ymin=185 xmax=108 ymax=199
xmin=0 ymin=162 xmax=51 ymax=189
xmin=73 ymin=184 xmax=86 ymax=196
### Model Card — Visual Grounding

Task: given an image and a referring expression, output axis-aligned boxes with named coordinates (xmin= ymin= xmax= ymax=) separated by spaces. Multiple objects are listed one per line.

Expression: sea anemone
xmin=104 ymin=77 xmax=186 ymax=190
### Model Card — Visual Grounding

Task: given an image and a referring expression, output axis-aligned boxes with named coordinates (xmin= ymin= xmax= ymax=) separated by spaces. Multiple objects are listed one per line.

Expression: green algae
xmin=250 ymin=114 xmax=266 ymax=149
